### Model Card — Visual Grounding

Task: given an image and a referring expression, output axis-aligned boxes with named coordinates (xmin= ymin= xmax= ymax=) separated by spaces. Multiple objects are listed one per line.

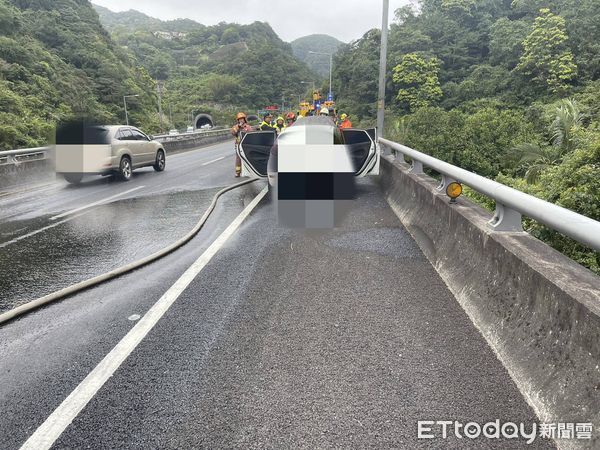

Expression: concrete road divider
xmin=378 ymin=155 xmax=600 ymax=448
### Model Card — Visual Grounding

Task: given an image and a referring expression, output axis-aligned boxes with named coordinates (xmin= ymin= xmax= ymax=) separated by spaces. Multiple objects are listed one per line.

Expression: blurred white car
xmin=186 ymin=126 xmax=195 ymax=133
xmin=168 ymin=129 xmax=179 ymax=136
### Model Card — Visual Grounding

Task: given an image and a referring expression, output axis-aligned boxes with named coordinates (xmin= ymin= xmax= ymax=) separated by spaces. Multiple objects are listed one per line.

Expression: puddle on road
xmin=0 ymin=188 xmax=221 ymax=313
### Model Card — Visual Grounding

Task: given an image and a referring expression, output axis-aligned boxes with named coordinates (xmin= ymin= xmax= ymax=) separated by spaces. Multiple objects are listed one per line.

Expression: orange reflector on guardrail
xmin=447 ymin=182 xmax=463 ymax=201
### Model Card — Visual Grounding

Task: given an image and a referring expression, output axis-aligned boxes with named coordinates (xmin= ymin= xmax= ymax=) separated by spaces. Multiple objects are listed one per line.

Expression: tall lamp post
xmin=123 ymin=94 xmax=139 ymax=126
xmin=308 ymin=51 xmax=333 ymax=100
xmin=300 ymin=80 xmax=315 ymax=97
xmin=377 ymin=0 xmax=390 ymax=137
xmin=156 ymin=82 xmax=164 ymax=133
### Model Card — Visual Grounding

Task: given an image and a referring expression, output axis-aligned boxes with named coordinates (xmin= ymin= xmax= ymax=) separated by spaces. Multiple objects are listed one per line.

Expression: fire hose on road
xmin=0 ymin=178 xmax=260 ymax=325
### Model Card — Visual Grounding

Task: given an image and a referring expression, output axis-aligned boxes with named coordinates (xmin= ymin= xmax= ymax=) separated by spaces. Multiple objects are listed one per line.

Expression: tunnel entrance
xmin=194 ymin=114 xmax=214 ymax=129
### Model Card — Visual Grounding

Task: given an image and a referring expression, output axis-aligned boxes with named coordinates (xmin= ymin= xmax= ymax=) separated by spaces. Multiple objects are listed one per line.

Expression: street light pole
xmin=156 ymin=82 xmax=164 ymax=133
xmin=301 ymin=80 xmax=315 ymax=93
xmin=377 ymin=0 xmax=390 ymax=138
xmin=329 ymin=53 xmax=333 ymax=100
xmin=123 ymin=94 xmax=139 ymax=126
xmin=124 ymin=96 xmax=129 ymax=126
xmin=308 ymin=51 xmax=333 ymax=99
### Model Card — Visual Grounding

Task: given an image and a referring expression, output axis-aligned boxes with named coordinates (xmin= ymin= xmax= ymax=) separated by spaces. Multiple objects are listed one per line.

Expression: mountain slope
xmin=94 ymin=6 xmax=317 ymax=127
xmin=291 ymin=34 xmax=344 ymax=77
xmin=0 ymin=0 xmax=158 ymax=150
xmin=93 ymin=4 xmax=200 ymax=33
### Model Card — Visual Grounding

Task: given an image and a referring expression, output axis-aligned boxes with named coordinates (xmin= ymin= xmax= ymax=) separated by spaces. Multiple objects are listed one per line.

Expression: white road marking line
xmin=19 ymin=185 xmax=268 ymax=450
xmin=0 ymin=211 xmax=93 ymax=249
xmin=0 ymin=182 xmax=58 ymax=199
xmin=49 ymin=186 xmax=144 ymax=221
xmin=201 ymin=156 xmax=226 ymax=166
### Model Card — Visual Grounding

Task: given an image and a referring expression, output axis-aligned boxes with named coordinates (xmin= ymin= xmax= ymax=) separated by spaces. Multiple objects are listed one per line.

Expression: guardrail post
xmin=394 ymin=151 xmax=406 ymax=163
xmin=410 ymin=160 xmax=424 ymax=174
xmin=437 ymin=175 xmax=457 ymax=193
xmin=488 ymin=204 xmax=523 ymax=232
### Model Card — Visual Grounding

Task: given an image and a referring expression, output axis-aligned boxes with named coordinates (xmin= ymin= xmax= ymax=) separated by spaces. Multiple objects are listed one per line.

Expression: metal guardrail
xmin=379 ymin=138 xmax=600 ymax=252
xmin=0 ymin=128 xmax=231 ymax=166
xmin=0 ymin=147 xmax=49 ymax=166
xmin=154 ymin=128 xmax=229 ymax=142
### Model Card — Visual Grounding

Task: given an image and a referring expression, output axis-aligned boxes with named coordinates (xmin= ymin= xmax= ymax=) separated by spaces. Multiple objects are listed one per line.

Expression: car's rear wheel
xmin=63 ymin=173 xmax=83 ymax=184
xmin=153 ymin=149 xmax=166 ymax=172
xmin=118 ymin=156 xmax=132 ymax=181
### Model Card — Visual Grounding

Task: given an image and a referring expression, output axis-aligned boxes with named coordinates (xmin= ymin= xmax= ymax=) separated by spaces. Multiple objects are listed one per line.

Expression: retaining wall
xmin=378 ymin=155 xmax=600 ymax=448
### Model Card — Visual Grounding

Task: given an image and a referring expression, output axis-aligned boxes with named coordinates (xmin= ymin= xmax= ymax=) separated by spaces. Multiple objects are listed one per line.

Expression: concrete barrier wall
xmin=0 ymin=153 xmax=56 ymax=190
xmin=378 ymin=155 xmax=600 ymax=448
xmin=161 ymin=132 xmax=231 ymax=153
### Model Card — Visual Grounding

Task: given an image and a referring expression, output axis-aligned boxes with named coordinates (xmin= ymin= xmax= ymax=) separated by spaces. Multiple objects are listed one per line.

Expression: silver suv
xmin=55 ymin=125 xmax=166 ymax=184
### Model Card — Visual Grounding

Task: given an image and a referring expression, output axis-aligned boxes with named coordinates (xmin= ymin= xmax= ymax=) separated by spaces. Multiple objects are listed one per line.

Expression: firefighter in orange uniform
xmin=339 ymin=113 xmax=353 ymax=129
xmin=231 ymin=112 xmax=253 ymax=177
xmin=285 ymin=112 xmax=297 ymax=127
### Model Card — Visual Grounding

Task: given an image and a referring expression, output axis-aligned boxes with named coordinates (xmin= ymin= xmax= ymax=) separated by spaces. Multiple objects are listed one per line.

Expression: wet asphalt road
xmin=0 ymin=141 xmax=553 ymax=448
xmin=0 ymin=141 xmax=236 ymax=313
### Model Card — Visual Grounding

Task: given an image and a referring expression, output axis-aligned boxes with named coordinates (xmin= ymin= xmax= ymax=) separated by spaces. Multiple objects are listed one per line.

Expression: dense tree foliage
xmin=392 ymin=53 xmax=442 ymax=111
xmin=95 ymin=6 xmax=315 ymax=130
xmin=333 ymin=0 xmax=600 ymax=272
xmin=0 ymin=0 xmax=159 ymax=150
xmin=0 ymin=2 xmax=316 ymax=150
xmin=516 ymin=8 xmax=577 ymax=93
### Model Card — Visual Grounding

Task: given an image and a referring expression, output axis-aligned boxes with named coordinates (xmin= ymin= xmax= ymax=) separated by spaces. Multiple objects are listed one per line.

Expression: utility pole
xmin=377 ymin=0 xmax=390 ymax=138
xmin=301 ymin=80 xmax=316 ymax=97
xmin=157 ymin=81 xmax=164 ymax=133
xmin=309 ymin=51 xmax=333 ymax=100
xmin=123 ymin=94 xmax=139 ymax=126
xmin=329 ymin=53 xmax=333 ymax=100
xmin=169 ymin=104 xmax=173 ymax=128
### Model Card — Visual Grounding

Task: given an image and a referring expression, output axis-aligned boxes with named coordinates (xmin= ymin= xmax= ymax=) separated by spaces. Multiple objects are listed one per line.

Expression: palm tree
xmin=550 ymin=98 xmax=582 ymax=152
xmin=514 ymin=98 xmax=583 ymax=184
xmin=391 ymin=117 xmax=409 ymax=143
xmin=512 ymin=142 xmax=565 ymax=184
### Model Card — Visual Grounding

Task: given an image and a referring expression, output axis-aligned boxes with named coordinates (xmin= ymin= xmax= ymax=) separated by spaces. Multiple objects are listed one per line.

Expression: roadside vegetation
xmin=0 ymin=0 xmax=160 ymax=150
xmin=96 ymin=5 xmax=313 ymax=130
xmin=333 ymin=0 xmax=600 ymax=273
xmin=0 ymin=1 xmax=315 ymax=150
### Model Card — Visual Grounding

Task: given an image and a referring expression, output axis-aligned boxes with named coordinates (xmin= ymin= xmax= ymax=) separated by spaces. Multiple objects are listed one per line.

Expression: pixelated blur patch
xmin=273 ymin=119 xmax=359 ymax=228
xmin=277 ymin=173 xmax=356 ymax=200
xmin=55 ymin=118 xmax=112 ymax=174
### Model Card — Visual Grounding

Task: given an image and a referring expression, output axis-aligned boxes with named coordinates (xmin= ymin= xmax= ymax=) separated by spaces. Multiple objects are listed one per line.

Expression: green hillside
xmin=291 ymin=34 xmax=344 ymax=78
xmin=333 ymin=0 xmax=600 ymax=273
xmin=94 ymin=4 xmax=199 ymax=33
xmin=0 ymin=0 xmax=159 ymax=150
xmin=93 ymin=5 xmax=316 ymax=129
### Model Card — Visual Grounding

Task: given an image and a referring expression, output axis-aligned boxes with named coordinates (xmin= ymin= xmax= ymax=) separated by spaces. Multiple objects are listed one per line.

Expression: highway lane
xmin=0 ymin=176 xmax=553 ymax=448
xmin=0 ymin=140 xmax=238 ymax=313
xmin=0 ymin=140 xmax=236 ymax=223
xmin=0 ymin=181 xmax=265 ymax=449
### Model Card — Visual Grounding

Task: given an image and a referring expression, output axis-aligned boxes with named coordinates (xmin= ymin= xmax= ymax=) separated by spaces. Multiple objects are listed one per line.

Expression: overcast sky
xmin=92 ymin=0 xmax=412 ymax=42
